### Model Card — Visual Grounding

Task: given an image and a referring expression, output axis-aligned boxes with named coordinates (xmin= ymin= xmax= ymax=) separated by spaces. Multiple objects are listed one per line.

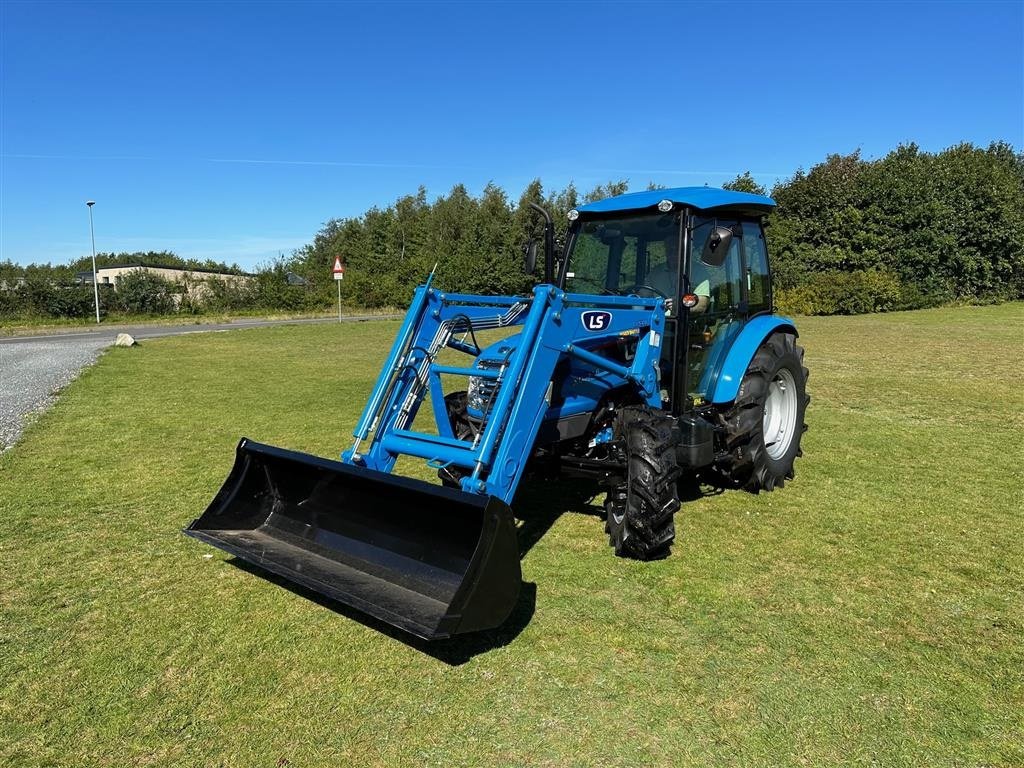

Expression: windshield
xmin=564 ymin=212 xmax=681 ymax=296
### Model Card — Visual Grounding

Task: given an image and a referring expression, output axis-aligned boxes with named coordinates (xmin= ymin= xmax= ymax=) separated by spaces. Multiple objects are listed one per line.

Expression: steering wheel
xmin=619 ymin=284 xmax=668 ymax=299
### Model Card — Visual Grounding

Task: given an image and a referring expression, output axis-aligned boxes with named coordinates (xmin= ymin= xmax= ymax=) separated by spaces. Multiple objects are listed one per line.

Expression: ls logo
xmin=581 ymin=310 xmax=612 ymax=332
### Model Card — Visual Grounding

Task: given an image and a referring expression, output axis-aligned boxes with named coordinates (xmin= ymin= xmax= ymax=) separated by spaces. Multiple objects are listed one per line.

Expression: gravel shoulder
xmin=0 ymin=338 xmax=109 ymax=451
xmin=0 ymin=315 xmax=401 ymax=452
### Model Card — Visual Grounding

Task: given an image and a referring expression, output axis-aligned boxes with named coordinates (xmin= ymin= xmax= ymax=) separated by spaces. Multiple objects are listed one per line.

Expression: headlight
xmin=467 ymin=375 xmax=487 ymax=412
xmin=466 ymin=361 xmax=502 ymax=414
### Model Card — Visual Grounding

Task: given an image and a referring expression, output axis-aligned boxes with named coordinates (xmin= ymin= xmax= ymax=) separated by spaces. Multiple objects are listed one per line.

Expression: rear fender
xmin=709 ymin=315 xmax=797 ymax=404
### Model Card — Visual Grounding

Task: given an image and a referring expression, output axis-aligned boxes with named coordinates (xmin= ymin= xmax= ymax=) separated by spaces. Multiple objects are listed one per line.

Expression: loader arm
xmin=342 ymin=282 xmax=667 ymax=505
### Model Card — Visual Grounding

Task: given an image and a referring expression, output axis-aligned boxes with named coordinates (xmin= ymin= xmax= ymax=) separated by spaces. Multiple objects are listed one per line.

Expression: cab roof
xmin=576 ymin=186 xmax=775 ymax=216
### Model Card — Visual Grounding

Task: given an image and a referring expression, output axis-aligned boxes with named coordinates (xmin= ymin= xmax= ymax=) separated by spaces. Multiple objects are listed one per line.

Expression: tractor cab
xmin=561 ymin=187 xmax=776 ymax=413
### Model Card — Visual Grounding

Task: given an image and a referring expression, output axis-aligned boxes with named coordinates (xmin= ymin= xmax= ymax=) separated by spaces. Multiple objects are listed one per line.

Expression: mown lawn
xmin=2 ymin=303 xmax=1022 ymax=767
xmin=0 ymin=307 xmax=401 ymax=336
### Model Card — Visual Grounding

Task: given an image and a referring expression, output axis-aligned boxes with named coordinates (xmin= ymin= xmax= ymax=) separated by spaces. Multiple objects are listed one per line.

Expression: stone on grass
xmin=114 ymin=333 xmax=137 ymax=347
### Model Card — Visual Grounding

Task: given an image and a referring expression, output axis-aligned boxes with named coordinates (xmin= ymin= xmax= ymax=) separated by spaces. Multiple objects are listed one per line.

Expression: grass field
xmin=2 ymin=303 xmax=1022 ymax=766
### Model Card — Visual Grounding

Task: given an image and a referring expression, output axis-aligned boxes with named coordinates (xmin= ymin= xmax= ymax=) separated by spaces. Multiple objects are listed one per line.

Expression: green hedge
xmin=2 ymin=278 xmax=106 ymax=319
xmin=768 ymin=141 xmax=1024 ymax=312
xmin=775 ymin=269 xmax=934 ymax=315
xmin=111 ymin=271 xmax=177 ymax=315
xmin=3 ymin=141 xmax=1021 ymax=320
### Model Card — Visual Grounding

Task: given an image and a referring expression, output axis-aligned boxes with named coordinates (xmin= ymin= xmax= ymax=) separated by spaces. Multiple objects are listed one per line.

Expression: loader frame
xmin=341 ymin=275 xmax=668 ymax=506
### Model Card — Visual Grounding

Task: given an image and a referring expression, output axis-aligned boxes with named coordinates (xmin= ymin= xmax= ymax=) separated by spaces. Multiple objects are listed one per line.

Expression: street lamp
xmin=86 ymin=200 xmax=100 ymax=323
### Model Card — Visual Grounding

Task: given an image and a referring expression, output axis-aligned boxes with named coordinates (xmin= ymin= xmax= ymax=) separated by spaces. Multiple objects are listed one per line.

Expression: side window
xmin=690 ymin=217 xmax=743 ymax=313
xmin=742 ymin=222 xmax=771 ymax=313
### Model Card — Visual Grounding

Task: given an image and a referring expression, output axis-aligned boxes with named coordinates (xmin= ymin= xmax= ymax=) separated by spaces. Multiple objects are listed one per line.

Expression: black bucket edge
xmin=184 ymin=438 xmax=522 ymax=640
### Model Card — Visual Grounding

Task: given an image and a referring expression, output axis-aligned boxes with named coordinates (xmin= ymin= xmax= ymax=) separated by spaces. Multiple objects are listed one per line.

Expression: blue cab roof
xmin=576 ymin=186 xmax=775 ymax=215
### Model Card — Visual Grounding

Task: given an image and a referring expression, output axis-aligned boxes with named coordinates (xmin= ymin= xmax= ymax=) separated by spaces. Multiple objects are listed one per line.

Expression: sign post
xmin=332 ymin=257 xmax=345 ymax=322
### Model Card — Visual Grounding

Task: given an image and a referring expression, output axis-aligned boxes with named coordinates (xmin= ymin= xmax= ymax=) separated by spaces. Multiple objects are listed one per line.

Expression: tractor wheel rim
xmin=763 ymin=367 xmax=797 ymax=460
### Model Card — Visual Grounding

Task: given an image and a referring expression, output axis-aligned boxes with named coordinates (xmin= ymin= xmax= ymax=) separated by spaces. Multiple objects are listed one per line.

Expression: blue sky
xmin=1 ymin=0 xmax=1021 ymax=269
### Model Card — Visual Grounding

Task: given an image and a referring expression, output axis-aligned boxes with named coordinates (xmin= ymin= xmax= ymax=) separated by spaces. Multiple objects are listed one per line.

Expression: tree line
xmin=2 ymin=140 xmax=1021 ymax=321
xmin=289 ymin=140 xmax=1024 ymax=315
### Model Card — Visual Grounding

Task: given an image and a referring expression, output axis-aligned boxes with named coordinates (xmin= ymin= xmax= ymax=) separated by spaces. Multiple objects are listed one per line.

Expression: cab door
xmin=742 ymin=220 xmax=772 ymax=316
xmin=684 ymin=216 xmax=747 ymax=404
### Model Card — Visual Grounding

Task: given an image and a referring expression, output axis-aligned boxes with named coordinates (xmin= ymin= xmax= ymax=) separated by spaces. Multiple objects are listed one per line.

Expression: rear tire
xmin=715 ymin=332 xmax=809 ymax=492
xmin=605 ymin=406 xmax=681 ymax=559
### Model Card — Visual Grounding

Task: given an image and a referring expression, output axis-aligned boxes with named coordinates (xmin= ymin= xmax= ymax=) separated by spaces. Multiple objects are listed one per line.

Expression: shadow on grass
xmin=224 ymin=475 xmax=723 ymax=665
xmin=681 ymin=473 xmax=727 ymax=502
xmin=513 ymin=477 xmax=604 ymax=558
xmin=219 ymin=478 xmax=598 ymax=665
xmin=228 ymin=557 xmax=537 ymax=666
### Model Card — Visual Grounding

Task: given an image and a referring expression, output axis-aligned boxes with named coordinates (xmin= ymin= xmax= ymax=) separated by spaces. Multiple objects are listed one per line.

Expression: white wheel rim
xmin=763 ymin=367 xmax=798 ymax=461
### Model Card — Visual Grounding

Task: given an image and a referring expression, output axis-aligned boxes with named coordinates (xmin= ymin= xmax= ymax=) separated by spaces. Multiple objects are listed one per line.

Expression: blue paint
xmin=591 ymin=426 xmax=614 ymax=446
xmin=577 ymin=187 xmax=775 ymax=215
xmin=341 ymin=267 xmax=796 ymax=504
xmin=468 ymin=332 xmax=633 ymax=423
xmin=709 ymin=315 xmax=797 ymax=404
xmin=349 ymin=272 xmax=434 ymax=444
xmin=341 ymin=284 xmax=665 ymax=505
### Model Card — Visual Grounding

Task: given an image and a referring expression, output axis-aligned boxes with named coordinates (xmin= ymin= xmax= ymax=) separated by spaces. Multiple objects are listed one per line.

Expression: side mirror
xmin=700 ymin=226 xmax=734 ymax=267
xmin=523 ymin=240 xmax=538 ymax=274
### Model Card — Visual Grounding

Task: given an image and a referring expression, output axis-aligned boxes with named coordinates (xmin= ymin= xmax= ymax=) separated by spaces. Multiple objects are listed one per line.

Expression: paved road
xmin=0 ymin=315 xmax=396 ymax=345
xmin=0 ymin=315 xmax=397 ymax=451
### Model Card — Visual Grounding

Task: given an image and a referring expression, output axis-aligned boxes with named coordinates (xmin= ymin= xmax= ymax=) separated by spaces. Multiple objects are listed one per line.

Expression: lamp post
xmin=86 ymin=200 xmax=100 ymax=323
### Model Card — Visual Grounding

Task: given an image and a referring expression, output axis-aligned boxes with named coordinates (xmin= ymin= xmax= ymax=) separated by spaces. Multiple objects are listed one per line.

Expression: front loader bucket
xmin=185 ymin=439 xmax=521 ymax=640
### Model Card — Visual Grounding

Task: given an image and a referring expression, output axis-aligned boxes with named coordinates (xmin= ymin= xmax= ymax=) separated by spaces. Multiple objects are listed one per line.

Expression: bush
xmin=176 ymin=293 xmax=203 ymax=315
xmin=113 ymin=271 xmax=176 ymax=315
xmin=10 ymin=278 xmax=99 ymax=318
xmin=0 ymin=289 xmax=25 ymax=317
xmin=15 ymin=277 xmax=57 ymax=316
xmin=252 ymin=263 xmax=319 ymax=312
xmin=52 ymin=284 xmax=104 ymax=318
xmin=775 ymin=269 xmax=934 ymax=316
xmin=769 ymin=142 xmax=1024 ymax=311
xmin=202 ymin=277 xmax=253 ymax=312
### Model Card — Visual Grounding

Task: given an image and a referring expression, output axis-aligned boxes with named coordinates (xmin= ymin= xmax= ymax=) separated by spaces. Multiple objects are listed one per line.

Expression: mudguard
xmin=709 ymin=315 xmax=797 ymax=404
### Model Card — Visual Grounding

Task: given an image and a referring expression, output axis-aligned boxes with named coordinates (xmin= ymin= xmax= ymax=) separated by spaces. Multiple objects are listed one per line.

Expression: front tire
xmin=716 ymin=332 xmax=809 ymax=491
xmin=605 ymin=406 xmax=681 ymax=559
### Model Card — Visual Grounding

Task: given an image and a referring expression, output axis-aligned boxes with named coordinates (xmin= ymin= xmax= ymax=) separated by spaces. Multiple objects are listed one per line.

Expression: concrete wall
xmin=94 ymin=265 xmax=252 ymax=288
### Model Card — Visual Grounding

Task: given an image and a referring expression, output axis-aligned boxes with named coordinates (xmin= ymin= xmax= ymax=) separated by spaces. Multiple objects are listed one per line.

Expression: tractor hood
xmin=475 ymin=334 xmax=521 ymax=369
xmin=472 ymin=332 xmax=631 ymax=367
xmin=467 ymin=333 xmax=633 ymax=423
xmin=465 ymin=335 xmax=521 ymax=416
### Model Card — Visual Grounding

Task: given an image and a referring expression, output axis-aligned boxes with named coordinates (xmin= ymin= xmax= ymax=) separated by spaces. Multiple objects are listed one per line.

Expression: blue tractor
xmin=186 ymin=187 xmax=809 ymax=640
